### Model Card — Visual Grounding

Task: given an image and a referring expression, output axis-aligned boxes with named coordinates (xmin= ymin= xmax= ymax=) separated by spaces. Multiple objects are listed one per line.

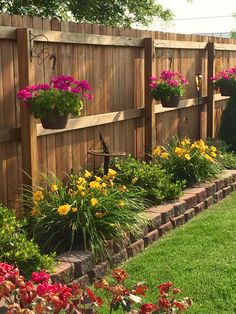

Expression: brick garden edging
xmin=50 ymin=170 xmax=236 ymax=286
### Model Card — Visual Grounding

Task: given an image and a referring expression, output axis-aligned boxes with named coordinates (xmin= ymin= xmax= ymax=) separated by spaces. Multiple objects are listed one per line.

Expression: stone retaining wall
xmin=50 ymin=170 xmax=236 ymax=286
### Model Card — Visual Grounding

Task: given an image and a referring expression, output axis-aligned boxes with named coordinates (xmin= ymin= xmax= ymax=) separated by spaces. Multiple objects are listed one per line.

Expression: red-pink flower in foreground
xmin=31 ymin=271 xmax=50 ymax=284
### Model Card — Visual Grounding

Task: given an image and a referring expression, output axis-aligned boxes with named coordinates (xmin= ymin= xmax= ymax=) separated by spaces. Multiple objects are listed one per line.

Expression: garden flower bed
xmin=49 ymin=169 xmax=236 ymax=286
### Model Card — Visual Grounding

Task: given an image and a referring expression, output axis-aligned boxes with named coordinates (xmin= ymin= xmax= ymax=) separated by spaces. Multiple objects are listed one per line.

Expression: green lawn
xmin=99 ymin=191 xmax=236 ymax=314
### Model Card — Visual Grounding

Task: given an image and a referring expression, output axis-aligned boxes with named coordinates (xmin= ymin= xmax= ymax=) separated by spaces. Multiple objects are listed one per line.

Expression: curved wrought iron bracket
xmin=29 ymin=31 xmax=56 ymax=71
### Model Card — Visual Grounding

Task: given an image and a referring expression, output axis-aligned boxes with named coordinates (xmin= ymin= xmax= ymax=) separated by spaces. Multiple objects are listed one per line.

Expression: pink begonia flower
xmin=31 ymin=271 xmax=50 ymax=284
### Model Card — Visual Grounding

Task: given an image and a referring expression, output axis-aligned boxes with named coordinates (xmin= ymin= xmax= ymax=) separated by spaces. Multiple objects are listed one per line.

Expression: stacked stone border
xmin=50 ymin=170 xmax=236 ymax=286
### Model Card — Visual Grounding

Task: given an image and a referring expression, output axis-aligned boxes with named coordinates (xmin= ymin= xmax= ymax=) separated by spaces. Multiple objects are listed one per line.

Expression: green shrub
xmin=216 ymin=150 xmax=236 ymax=169
xmin=0 ymin=204 xmax=55 ymax=277
xmin=25 ymin=170 xmax=146 ymax=259
xmin=205 ymin=138 xmax=236 ymax=170
xmin=219 ymin=92 xmax=236 ymax=150
xmin=153 ymin=137 xmax=222 ymax=186
xmin=111 ymin=156 xmax=184 ymax=204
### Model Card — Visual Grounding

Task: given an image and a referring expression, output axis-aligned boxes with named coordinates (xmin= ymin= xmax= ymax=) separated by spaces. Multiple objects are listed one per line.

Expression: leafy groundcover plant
xmin=25 ymin=169 xmax=146 ymax=259
xmin=111 ymin=156 xmax=184 ymax=204
xmin=0 ymin=262 xmax=192 ymax=314
xmin=0 ymin=205 xmax=55 ymax=278
xmin=153 ymin=137 xmax=222 ymax=186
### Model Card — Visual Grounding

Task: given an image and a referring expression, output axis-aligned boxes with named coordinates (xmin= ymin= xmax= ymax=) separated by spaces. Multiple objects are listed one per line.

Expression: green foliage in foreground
xmin=0 ymin=205 xmax=55 ymax=278
xmin=99 ymin=192 xmax=236 ymax=313
xmin=112 ymin=156 xmax=184 ymax=204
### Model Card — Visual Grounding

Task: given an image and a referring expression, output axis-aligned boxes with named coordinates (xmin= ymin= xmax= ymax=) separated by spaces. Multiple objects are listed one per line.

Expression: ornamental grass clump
xmin=153 ymin=137 xmax=222 ymax=186
xmin=25 ymin=169 xmax=146 ymax=259
xmin=149 ymin=70 xmax=188 ymax=101
xmin=17 ymin=75 xmax=93 ymax=121
xmin=111 ymin=156 xmax=184 ymax=204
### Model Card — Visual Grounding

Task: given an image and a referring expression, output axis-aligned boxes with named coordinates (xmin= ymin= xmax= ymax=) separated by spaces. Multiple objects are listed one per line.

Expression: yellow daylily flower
xmin=91 ymin=198 xmax=98 ymax=206
xmin=31 ymin=207 xmax=40 ymax=216
xmin=89 ymin=181 xmax=100 ymax=189
xmin=211 ymin=151 xmax=217 ymax=158
xmin=181 ymin=138 xmax=191 ymax=146
xmin=95 ymin=176 xmax=102 ymax=182
xmin=57 ymin=204 xmax=71 ymax=215
xmin=33 ymin=191 xmax=44 ymax=202
xmin=175 ymin=147 xmax=184 ymax=157
xmin=84 ymin=170 xmax=92 ymax=178
xmin=77 ymin=185 xmax=85 ymax=192
xmin=108 ymin=168 xmax=117 ymax=177
xmin=51 ymin=184 xmax=58 ymax=192
xmin=132 ymin=177 xmax=138 ymax=184
xmin=161 ymin=152 xmax=169 ymax=159
xmin=153 ymin=146 xmax=162 ymax=156
xmin=77 ymin=177 xmax=86 ymax=184
xmin=204 ymin=154 xmax=213 ymax=162
xmin=71 ymin=207 xmax=78 ymax=213
xmin=184 ymin=153 xmax=191 ymax=161
xmin=118 ymin=200 xmax=126 ymax=207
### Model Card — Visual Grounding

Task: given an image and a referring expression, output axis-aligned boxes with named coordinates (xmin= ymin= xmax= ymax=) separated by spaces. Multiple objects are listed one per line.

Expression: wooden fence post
xmin=207 ymin=42 xmax=215 ymax=138
xmin=17 ymin=28 xmax=38 ymax=188
xmin=144 ymin=37 xmax=155 ymax=159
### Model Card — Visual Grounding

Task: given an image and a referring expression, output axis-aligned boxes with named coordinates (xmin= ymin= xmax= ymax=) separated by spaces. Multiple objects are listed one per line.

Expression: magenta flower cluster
xmin=210 ymin=66 xmax=236 ymax=82
xmin=17 ymin=75 xmax=93 ymax=101
xmin=149 ymin=70 xmax=188 ymax=101
xmin=149 ymin=70 xmax=188 ymax=89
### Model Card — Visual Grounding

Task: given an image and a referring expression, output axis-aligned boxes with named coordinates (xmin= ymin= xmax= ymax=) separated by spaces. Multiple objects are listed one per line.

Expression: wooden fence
xmin=0 ymin=13 xmax=236 ymax=209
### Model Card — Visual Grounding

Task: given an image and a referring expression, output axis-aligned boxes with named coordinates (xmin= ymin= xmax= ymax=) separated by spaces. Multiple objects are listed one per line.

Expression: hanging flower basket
xmin=149 ymin=70 xmax=188 ymax=108
xmin=18 ymin=75 xmax=93 ymax=130
xmin=41 ymin=110 xmax=69 ymax=129
xmin=160 ymin=94 xmax=180 ymax=108
xmin=210 ymin=66 xmax=236 ymax=97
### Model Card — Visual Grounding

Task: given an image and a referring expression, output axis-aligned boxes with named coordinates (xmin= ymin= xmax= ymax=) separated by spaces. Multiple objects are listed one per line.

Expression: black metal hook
xmin=50 ymin=54 xmax=57 ymax=71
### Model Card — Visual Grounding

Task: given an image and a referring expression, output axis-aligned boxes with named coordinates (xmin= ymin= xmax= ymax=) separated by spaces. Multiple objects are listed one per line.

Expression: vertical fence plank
xmin=207 ymin=42 xmax=215 ymax=138
xmin=144 ymin=37 xmax=155 ymax=157
xmin=17 ymin=28 xmax=38 ymax=187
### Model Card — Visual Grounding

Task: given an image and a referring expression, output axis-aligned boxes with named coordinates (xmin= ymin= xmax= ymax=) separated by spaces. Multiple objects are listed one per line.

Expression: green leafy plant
xmin=217 ymin=150 xmax=236 ymax=169
xmin=149 ymin=70 xmax=188 ymax=101
xmin=205 ymin=138 xmax=236 ymax=169
xmin=0 ymin=205 xmax=55 ymax=278
xmin=111 ymin=156 xmax=184 ymax=204
xmin=17 ymin=75 xmax=93 ymax=121
xmin=153 ymin=137 xmax=222 ymax=186
xmin=25 ymin=169 xmax=146 ymax=259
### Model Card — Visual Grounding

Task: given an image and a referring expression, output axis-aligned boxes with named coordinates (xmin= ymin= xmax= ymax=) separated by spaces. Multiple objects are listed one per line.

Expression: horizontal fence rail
xmin=30 ymin=28 xmax=144 ymax=47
